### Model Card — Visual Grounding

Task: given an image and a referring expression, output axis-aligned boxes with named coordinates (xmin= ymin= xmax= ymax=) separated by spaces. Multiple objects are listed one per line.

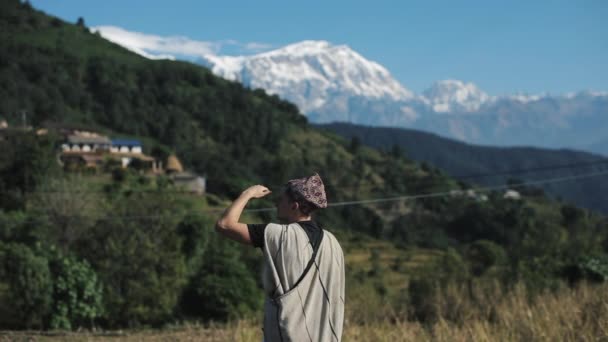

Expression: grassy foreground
xmin=2 ymin=282 xmax=606 ymax=341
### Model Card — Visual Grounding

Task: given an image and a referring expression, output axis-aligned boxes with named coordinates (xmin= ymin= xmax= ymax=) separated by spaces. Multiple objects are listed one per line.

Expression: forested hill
xmin=318 ymin=122 xmax=608 ymax=214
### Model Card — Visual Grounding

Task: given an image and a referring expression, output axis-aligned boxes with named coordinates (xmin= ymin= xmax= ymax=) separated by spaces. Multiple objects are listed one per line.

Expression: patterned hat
xmin=286 ymin=173 xmax=328 ymax=209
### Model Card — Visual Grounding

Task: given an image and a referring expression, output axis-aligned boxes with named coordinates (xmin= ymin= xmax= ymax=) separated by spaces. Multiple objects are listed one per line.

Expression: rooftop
xmin=112 ymin=139 xmax=142 ymax=146
xmin=67 ymin=134 xmax=112 ymax=145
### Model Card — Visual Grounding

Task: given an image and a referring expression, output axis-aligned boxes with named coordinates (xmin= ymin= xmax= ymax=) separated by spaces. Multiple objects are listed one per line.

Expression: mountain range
xmin=94 ymin=29 xmax=608 ymax=156
xmin=200 ymin=41 xmax=608 ymax=154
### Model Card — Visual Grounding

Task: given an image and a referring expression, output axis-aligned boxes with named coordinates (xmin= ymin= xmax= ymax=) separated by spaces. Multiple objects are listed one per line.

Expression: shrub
xmin=179 ymin=235 xmax=261 ymax=321
xmin=80 ymin=191 xmax=189 ymax=327
xmin=1 ymin=243 xmax=52 ymax=329
xmin=464 ymin=240 xmax=507 ymax=277
xmin=407 ymin=249 xmax=469 ymax=323
xmin=47 ymin=251 xmax=104 ymax=330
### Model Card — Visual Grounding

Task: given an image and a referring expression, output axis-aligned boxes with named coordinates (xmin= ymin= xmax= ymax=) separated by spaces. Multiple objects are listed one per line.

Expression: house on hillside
xmin=111 ymin=139 xmax=143 ymax=154
xmin=109 ymin=139 xmax=154 ymax=168
xmin=504 ymin=189 xmax=521 ymax=200
xmin=51 ymin=125 xmax=203 ymax=186
xmin=43 ymin=122 xmax=101 ymax=137
xmin=172 ymin=171 xmax=207 ymax=195
xmin=59 ymin=132 xmax=157 ymax=172
xmin=166 ymin=155 xmax=206 ymax=195
xmin=60 ymin=133 xmax=113 ymax=169
xmin=62 ymin=133 xmax=112 ymax=152
xmin=449 ymin=188 xmax=488 ymax=202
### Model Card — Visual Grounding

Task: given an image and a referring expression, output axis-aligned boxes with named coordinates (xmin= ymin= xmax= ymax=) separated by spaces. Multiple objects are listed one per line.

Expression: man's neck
xmin=281 ymin=215 xmax=312 ymax=224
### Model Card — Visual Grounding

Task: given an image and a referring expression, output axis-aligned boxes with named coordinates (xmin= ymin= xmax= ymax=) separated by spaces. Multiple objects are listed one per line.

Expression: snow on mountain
xmin=508 ymin=90 xmax=608 ymax=104
xmin=201 ymin=40 xmax=415 ymax=113
xmin=422 ymin=80 xmax=493 ymax=113
xmin=508 ymin=93 xmax=544 ymax=103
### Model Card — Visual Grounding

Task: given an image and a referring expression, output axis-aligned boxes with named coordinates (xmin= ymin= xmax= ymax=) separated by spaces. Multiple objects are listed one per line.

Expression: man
xmin=216 ymin=173 xmax=345 ymax=342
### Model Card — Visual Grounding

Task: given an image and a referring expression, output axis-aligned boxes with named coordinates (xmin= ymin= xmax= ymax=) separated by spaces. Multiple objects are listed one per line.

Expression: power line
xmin=29 ymin=168 xmax=608 ymax=220
xmin=247 ymin=159 xmax=608 ymax=191
xmin=325 ymin=169 xmax=608 ymax=208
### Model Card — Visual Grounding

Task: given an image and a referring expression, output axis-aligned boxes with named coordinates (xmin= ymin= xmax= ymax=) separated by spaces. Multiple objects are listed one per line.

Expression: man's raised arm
xmin=215 ymin=185 xmax=271 ymax=245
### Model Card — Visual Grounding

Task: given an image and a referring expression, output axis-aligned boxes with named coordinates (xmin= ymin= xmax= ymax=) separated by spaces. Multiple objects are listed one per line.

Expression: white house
xmin=172 ymin=171 xmax=207 ymax=195
xmin=62 ymin=134 xmax=112 ymax=152
xmin=504 ymin=190 xmax=522 ymax=200
xmin=111 ymin=139 xmax=143 ymax=154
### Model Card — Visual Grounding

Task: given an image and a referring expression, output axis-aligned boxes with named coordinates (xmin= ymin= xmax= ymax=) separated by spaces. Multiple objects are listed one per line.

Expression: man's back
xmin=262 ymin=223 xmax=345 ymax=342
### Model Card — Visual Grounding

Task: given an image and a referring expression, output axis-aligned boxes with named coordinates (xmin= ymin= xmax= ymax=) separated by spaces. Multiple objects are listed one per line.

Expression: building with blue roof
xmin=111 ymin=139 xmax=143 ymax=154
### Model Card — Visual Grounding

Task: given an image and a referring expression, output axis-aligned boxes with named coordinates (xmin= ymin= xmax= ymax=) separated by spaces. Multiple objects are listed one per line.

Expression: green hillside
xmin=319 ymin=122 xmax=608 ymax=214
xmin=1 ymin=0 xmax=607 ymax=331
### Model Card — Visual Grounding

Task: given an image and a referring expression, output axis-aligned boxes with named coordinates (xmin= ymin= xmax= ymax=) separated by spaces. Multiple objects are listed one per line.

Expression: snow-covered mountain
xmin=93 ymin=28 xmax=608 ymax=155
xmin=201 ymin=40 xmax=416 ymax=114
xmin=200 ymin=41 xmax=607 ymax=155
xmin=412 ymin=93 xmax=608 ymax=154
xmin=422 ymin=80 xmax=492 ymax=113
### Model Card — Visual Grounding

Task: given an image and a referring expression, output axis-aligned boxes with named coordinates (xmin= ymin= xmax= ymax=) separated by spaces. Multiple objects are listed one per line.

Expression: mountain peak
xmin=423 ymin=80 xmax=491 ymax=113
xmin=261 ymin=40 xmax=332 ymax=56
xmin=201 ymin=40 xmax=414 ymax=113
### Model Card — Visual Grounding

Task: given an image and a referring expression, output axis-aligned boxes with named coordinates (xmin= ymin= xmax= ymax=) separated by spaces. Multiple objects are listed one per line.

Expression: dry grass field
xmin=3 ymin=281 xmax=606 ymax=342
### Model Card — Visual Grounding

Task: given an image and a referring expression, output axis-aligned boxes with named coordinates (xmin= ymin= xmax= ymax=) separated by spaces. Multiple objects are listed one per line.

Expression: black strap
xmin=291 ymin=228 xmax=324 ymax=290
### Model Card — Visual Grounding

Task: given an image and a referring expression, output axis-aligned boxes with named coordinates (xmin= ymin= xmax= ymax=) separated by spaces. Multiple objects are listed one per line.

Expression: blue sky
xmin=30 ymin=0 xmax=608 ymax=95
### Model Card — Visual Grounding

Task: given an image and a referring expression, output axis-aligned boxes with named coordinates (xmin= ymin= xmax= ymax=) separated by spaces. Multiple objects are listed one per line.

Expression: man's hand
xmin=243 ymin=185 xmax=272 ymax=199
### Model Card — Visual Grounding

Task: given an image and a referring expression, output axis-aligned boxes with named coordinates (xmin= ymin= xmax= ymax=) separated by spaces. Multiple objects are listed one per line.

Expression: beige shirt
xmin=261 ymin=223 xmax=345 ymax=342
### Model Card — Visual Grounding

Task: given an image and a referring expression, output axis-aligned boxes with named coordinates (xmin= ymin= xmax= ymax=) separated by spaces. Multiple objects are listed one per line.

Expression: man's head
xmin=276 ymin=173 xmax=327 ymax=223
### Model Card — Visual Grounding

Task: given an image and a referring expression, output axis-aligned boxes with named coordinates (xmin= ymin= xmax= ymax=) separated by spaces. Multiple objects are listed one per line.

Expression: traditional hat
xmin=286 ymin=173 xmax=328 ymax=208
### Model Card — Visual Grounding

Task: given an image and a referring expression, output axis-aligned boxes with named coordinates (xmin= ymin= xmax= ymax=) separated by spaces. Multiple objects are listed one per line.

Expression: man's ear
xmin=291 ymin=201 xmax=300 ymax=212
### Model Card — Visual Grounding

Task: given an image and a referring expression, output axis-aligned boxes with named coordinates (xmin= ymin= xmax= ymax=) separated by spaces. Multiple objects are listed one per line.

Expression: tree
xmin=27 ymin=175 xmax=107 ymax=251
xmin=1 ymin=243 xmax=52 ymax=329
xmin=0 ymin=132 xmax=60 ymax=210
xmin=79 ymin=186 xmax=189 ymax=327
xmin=47 ymin=250 xmax=104 ymax=330
xmin=179 ymin=234 xmax=261 ymax=320
xmin=349 ymin=136 xmax=361 ymax=154
xmin=390 ymin=144 xmax=403 ymax=158
xmin=408 ymin=249 xmax=468 ymax=323
xmin=177 ymin=214 xmax=212 ymax=276
xmin=464 ymin=240 xmax=507 ymax=277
